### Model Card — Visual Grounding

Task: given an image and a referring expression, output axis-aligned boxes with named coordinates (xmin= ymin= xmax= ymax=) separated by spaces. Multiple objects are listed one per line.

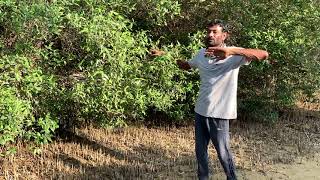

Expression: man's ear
xmin=223 ymin=32 xmax=228 ymax=41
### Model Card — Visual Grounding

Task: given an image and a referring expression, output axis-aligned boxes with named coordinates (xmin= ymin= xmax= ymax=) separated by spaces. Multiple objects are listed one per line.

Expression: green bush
xmin=0 ymin=87 xmax=32 ymax=145
xmin=0 ymin=55 xmax=58 ymax=145
xmin=0 ymin=0 xmax=319 ymax=147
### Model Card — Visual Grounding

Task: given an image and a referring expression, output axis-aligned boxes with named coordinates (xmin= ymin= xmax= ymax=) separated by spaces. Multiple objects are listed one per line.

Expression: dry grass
xmin=0 ymin=102 xmax=319 ymax=180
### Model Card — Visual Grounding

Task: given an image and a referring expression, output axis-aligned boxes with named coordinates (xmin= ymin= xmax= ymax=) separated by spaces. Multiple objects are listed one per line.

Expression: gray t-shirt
xmin=188 ymin=48 xmax=249 ymax=119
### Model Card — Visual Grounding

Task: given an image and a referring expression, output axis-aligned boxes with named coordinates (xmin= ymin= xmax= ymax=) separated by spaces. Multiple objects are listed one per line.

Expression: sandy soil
xmin=215 ymin=153 xmax=320 ymax=180
xmin=1 ymin=108 xmax=319 ymax=180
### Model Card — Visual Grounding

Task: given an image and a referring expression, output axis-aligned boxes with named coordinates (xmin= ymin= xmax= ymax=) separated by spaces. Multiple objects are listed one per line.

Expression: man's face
xmin=205 ymin=25 xmax=227 ymax=47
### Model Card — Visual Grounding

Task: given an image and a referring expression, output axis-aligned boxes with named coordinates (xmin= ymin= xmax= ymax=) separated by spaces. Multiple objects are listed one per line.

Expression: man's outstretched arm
xmin=206 ymin=47 xmax=269 ymax=61
xmin=176 ymin=60 xmax=192 ymax=70
xmin=150 ymin=49 xmax=192 ymax=70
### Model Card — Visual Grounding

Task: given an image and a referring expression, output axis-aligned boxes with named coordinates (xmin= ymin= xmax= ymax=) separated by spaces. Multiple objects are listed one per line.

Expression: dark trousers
xmin=195 ymin=113 xmax=237 ymax=180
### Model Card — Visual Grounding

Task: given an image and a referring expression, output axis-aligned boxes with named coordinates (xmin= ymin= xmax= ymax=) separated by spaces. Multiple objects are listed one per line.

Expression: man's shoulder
xmin=198 ymin=48 xmax=206 ymax=53
xmin=192 ymin=48 xmax=206 ymax=58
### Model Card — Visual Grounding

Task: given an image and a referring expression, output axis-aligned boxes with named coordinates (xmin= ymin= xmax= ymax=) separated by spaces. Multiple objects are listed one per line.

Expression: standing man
xmin=176 ymin=19 xmax=269 ymax=180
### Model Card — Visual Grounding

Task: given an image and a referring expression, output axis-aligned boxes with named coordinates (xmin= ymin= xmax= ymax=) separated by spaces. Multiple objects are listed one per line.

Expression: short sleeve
xmin=239 ymin=56 xmax=251 ymax=66
xmin=187 ymin=49 xmax=204 ymax=69
xmin=230 ymin=55 xmax=251 ymax=69
xmin=188 ymin=59 xmax=198 ymax=68
xmin=226 ymin=46 xmax=251 ymax=67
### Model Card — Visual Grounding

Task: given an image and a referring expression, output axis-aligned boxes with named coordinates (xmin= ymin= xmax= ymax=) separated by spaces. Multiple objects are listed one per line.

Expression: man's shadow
xmin=52 ymin=129 xmax=198 ymax=180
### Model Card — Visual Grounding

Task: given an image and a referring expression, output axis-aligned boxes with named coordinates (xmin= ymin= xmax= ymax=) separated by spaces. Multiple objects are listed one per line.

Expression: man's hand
xmin=150 ymin=49 xmax=166 ymax=57
xmin=205 ymin=47 xmax=232 ymax=60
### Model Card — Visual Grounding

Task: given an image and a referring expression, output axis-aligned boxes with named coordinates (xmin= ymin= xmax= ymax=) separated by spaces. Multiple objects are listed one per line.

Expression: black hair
xmin=207 ymin=19 xmax=230 ymax=33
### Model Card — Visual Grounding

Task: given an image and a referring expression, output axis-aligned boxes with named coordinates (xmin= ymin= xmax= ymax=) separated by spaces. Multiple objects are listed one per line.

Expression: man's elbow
xmin=263 ymin=51 xmax=269 ymax=60
xmin=257 ymin=50 xmax=269 ymax=61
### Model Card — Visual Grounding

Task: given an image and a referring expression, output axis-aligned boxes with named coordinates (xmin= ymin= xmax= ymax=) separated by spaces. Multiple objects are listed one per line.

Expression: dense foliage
xmin=0 ymin=0 xmax=319 ymax=147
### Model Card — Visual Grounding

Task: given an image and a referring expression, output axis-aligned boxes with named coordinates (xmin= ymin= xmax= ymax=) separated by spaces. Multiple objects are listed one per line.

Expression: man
xmin=152 ymin=19 xmax=268 ymax=180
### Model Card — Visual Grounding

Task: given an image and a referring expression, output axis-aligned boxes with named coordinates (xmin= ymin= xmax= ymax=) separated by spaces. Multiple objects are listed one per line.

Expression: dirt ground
xmin=1 ymin=107 xmax=319 ymax=180
xmin=217 ymin=153 xmax=320 ymax=180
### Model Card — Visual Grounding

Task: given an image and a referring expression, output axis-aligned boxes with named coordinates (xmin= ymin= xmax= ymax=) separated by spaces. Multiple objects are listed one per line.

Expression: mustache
xmin=204 ymin=37 xmax=214 ymax=41
xmin=205 ymin=37 xmax=215 ymax=42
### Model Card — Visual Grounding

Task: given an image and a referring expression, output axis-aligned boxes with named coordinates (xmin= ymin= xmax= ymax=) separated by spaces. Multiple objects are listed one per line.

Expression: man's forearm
xmin=228 ymin=47 xmax=269 ymax=61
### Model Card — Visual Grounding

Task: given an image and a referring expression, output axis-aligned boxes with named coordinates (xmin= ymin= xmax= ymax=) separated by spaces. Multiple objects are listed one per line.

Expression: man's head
xmin=205 ymin=19 xmax=229 ymax=47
